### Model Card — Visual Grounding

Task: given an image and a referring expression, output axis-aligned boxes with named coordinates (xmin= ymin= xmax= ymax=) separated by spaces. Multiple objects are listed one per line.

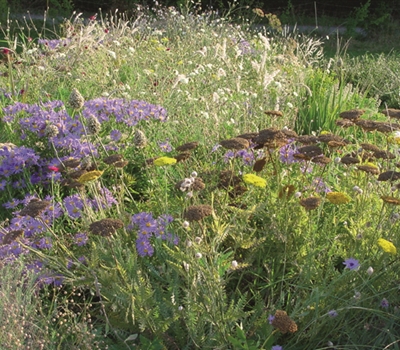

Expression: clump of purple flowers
xmin=128 ymin=212 xmax=178 ymax=257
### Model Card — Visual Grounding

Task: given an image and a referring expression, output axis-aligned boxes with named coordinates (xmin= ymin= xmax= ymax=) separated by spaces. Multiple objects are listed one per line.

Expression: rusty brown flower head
xmin=19 ymin=200 xmax=50 ymax=218
xmin=2 ymin=230 xmax=24 ymax=245
xmin=341 ymin=155 xmax=360 ymax=165
xmin=176 ymin=141 xmax=199 ymax=152
xmin=175 ymin=151 xmax=191 ymax=163
xmin=264 ymin=110 xmax=283 ymax=117
xmin=184 ymin=205 xmax=213 ymax=222
xmin=378 ymin=171 xmax=400 ymax=182
xmin=89 ymin=218 xmax=124 ymax=237
xmin=103 ymin=154 xmax=123 ymax=165
xmin=356 ymin=164 xmax=380 ymax=175
xmin=271 ymin=310 xmax=298 ymax=334
xmin=300 ymin=197 xmax=321 ymax=210
xmin=335 ymin=118 xmax=355 ymax=128
xmin=220 ymin=137 xmax=250 ymax=150
xmin=297 ymin=145 xmax=323 ymax=158
xmin=381 ymin=108 xmax=400 ymax=120
xmin=339 ymin=109 xmax=365 ymax=121
xmin=381 ymin=196 xmax=400 ymax=205
xmin=296 ymin=135 xmax=318 ymax=145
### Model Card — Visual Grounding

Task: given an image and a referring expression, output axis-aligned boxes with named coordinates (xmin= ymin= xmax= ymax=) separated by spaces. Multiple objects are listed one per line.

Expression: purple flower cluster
xmin=83 ymin=98 xmax=168 ymax=126
xmin=38 ymin=38 xmax=72 ymax=50
xmin=128 ymin=212 xmax=178 ymax=257
xmin=223 ymin=149 xmax=255 ymax=166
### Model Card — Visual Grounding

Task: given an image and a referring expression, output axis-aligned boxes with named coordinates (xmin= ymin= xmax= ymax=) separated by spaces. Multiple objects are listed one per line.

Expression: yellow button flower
xmin=326 ymin=192 xmax=351 ymax=204
xmin=153 ymin=156 xmax=177 ymax=166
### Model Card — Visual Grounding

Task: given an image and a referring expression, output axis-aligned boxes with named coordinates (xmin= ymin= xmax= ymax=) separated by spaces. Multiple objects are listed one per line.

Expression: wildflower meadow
xmin=0 ymin=3 xmax=400 ymax=349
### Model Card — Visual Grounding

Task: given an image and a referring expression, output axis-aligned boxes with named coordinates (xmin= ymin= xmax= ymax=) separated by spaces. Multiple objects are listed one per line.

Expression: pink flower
xmin=48 ymin=165 xmax=60 ymax=172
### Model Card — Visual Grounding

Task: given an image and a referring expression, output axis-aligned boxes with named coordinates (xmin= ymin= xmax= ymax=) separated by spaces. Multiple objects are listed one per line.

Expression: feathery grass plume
xmin=154 ymin=156 xmax=177 ymax=166
xmin=264 ymin=110 xmax=283 ymax=117
xmin=87 ymin=115 xmax=101 ymax=135
xmin=381 ymin=196 xmax=400 ymax=205
xmin=220 ymin=137 xmax=250 ymax=150
xmin=356 ymin=163 xmax=380 ymax=175
xmin=243 ymin=173 xmax=267 ymax=188
xmin=69 ymin=88 xmax=85 ymax=109
xmin=19 ymin=199 xmax=50 ymax=218
xmin=300 ymin=196 xmax=321 ymax=210
xmin=271 ymin=310 xmax=298 ymax=334
xmin=89 ymin=218 xmax=124 ymax=237
xmin=176 ymin=141 xmax=199 ymax=152
xmin=103 ymin=154 xmax=123 ymax=165
xmin=341 ymin=155 xmax=360 ymax=164
xmin=2 ymin=229 xmax=24 ymax=245
xmin=77 ymin=170 xmax=103 ymax=183
xmin=381 ymin=108 xmax=400 ymax=119
xmin=184 ymin=205 xmax=213 ymax=221
xmin=377 ymin=238 xmax=397 ymax=255
xmin=339 ymin=109 xmax=365 ymax=121
xmin=134 ymin=129 xmax=148 ymax=148
xmin=326 ymin=192 xmax=351 ymax=204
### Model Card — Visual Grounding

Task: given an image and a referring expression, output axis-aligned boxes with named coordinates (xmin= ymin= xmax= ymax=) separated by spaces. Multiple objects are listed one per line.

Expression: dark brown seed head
xmin=335 ymin=118 xmax=355 ymax=128
xmin=297 ymin=145 xmax=323 ymax=157
xmin=341 ymin=155 xmax=360 ymax=165
xmin=340 ymin=109 xmax=365 ymax=121
xmin=317 ymin=133 xmax=346 ymax=144
xmin=175 ymin=152 xmax=191 ymax=162
xmin=356 ymin=165 xmax=380 ymax=175
xmin=69 ymin=169 xmax=88 ymax=180
xmin=61 ymin=158 xmax=81 ymax=169
xmin=373 ymin=150 xmax=396 ymax=160
xmin=113 ymin=160 xmax=129 ymax=168
xmin=281 ymin=129 xmax=298 ymax=139
xmin=354 ymin=119 xmax=379 ymax=132
xmin=219 ymin=170 xmax=242 ymax=189
xmin=376 ymin=122 xmax=400 ymax=133
xmin=296 ymin=135 xmax=318 ymax=145
xmin=184 ymin=205 xmax=213 ymax=221
xmin=103 ymin=154 xmax=123 ymax=165
xmin=2 ymin=230 xmax=24 ymax=245
xmin=278 ymin=185 xmax=296 ymax=199
xmin=61 ymin=178 xmax=85 ymax=190
xmin=271 ymin=310 xmax=298 ymax=334
xmin=381 ymin=108 xmax=400 ymax=119
xmin=19 ymin=200 xmax=50 ymax=218
xmin=176 ymin=141 xmax=199 ymax=152
xmin=236 ymin=132 xmax=259 ymax=140
xmin=300 ymin=197 xmax=321 ymax=210
xmin=89 ymin=218 xmax=124 ymax=237
xmin=254 ymin=128 xmax=287 ymax=145
xmin=361 ymin=143 xmax=381 ymax=152
xmin=192 ymin=177 xmax=206 ymax=191
xmin=378 ymin=171 xmax=400 ymax=182
xmin=381 ymin=196 xmax=400 ymax=205
xmin=220 ymin=137 xmax=250 ymax=150
xmin=311 ymin=155 xmax=331 ymax=165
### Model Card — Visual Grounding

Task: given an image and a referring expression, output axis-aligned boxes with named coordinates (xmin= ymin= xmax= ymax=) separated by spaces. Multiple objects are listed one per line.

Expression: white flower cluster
xmin=179 ymin=171 xmax=198 ymax=192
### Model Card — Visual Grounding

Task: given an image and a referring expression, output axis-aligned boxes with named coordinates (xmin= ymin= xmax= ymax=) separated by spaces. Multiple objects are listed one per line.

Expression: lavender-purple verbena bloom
xmin=381 ymin=298 xmax=389 ymax=309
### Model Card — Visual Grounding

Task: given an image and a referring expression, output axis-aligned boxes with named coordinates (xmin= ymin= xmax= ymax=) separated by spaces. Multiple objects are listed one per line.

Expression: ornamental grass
xmin=0 ymin=5 xmax=399 ymax=350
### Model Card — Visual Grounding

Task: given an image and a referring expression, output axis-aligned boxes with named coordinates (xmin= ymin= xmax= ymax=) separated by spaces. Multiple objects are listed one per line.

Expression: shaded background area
xmin=6 ymin=0 xmax=400 ymax=18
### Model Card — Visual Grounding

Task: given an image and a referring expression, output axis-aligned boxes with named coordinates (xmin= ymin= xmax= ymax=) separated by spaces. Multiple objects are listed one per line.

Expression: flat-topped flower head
xmin=243 ymin=173 xmax=267 ymax=188
xmin=377 ymin=238 xmax=397 ymax=255
xmin=154 ymin=156 xmax=177 ymax=166
xmin=77 ymin=170 xmax=103 ymax=183
xmin=326 ymin=192 xmax=351 ymax=205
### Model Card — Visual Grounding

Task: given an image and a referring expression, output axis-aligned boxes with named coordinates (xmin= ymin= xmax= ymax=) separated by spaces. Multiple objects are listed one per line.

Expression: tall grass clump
xmin=0 ymin=4 xmax=400 ymax=349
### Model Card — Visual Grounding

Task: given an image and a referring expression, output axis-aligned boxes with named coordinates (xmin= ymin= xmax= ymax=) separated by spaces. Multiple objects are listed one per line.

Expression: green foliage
xmin=1 ymin=5 xmax=400 ymax=350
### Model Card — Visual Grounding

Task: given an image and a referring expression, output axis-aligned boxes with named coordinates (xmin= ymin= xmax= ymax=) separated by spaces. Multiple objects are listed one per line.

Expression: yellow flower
xmin=243 ymin=174 xmax=267 ymax=188
xmin=326 ymin=191 xmax=351 ymax=204
xmin=319 ymin=130 xmax=330 ymax=135
xmin=77 ymin=170 xmax=104 ymax=184
xmin=378 ymin=238 xmax=397 ymax=255
xmin=153 ymin=156 xmax=177 ymax=166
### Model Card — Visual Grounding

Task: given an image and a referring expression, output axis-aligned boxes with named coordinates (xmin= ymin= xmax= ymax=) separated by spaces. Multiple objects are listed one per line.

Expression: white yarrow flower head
xmin=107 ymin=50 xmax=117 ymax=59
xmin=231 ymin=260 xmax=238 ymax=268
